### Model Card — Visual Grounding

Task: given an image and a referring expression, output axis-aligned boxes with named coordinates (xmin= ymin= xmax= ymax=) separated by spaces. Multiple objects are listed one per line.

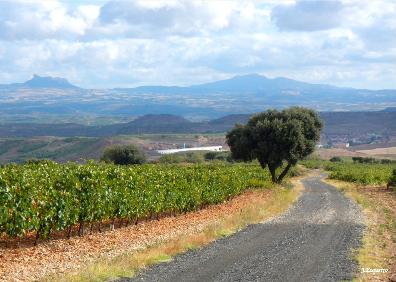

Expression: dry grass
xmin=47 ymin=177 xmax=305 ymax=282
xmin=324 ymin=179 xmax=396 ymax=282
xmin=316 ymin=148 xmax=367 ymax=160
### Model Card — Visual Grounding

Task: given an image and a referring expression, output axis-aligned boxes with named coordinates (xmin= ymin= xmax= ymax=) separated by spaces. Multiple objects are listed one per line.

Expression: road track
xmin=122 ymin=174 xmax=364 ymax=282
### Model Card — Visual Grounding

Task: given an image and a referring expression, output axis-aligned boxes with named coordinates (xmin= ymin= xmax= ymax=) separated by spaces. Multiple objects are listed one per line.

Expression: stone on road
xmin=121 ymin=175 xmax=364 ymax=282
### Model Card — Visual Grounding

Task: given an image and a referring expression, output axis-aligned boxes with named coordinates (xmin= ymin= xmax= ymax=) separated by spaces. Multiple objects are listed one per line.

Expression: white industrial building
xmin=157 ymin=146 xmax=223 ymax=155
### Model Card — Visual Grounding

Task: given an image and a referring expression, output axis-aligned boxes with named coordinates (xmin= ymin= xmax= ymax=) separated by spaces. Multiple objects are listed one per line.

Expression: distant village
xmin=320 ymin=133 xmax=392 ymax=149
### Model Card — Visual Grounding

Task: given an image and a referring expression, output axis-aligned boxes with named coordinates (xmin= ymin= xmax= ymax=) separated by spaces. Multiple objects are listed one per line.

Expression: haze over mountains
xmin=1 ymin=74 xmax=395 ymax=120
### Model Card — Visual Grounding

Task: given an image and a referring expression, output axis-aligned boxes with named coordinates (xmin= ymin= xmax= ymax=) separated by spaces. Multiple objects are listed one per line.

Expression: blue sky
xmin=0 ymin=0 xmax=395 ymax=89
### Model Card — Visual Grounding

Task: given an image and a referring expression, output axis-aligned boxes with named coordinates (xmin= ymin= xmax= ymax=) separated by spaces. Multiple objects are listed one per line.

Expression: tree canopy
xmin=226 ymin=107 xmax=323 ymax=183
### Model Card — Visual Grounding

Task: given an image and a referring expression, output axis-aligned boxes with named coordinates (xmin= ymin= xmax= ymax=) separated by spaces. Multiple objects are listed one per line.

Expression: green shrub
xmin=204 ymin=151 xmax=217 ymax=160
xmin=388 ymin=169 xmax=396 ymax=188
xmin=352 ymin=157 xmax=379 ymax=164
xmin=185 ymin=152 xmax=204 ymax=163
xmin=330 ymin=156 xmax=342 ymax=162
xmin=381 ymin=159 xmax=394 ymax=164
xmin=101 ymin=144 xmax=146 ymax=165
xmin=204 ymin=151 xmax=231 ymax=162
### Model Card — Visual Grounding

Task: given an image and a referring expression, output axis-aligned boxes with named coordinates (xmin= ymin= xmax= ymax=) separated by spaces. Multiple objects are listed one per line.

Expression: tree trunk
xmin=110 ymin=218 xmax=115 ymax=231
xmin=268 ymin=165 xmax=277 ymax=183
xmin=276 ymin=162 xmax=292 ymax=183
xmin=34 ymin=229 xmax=41 ymax=246
xmin=78 ymin=221 xmax=84 ymax=236
xmin=67 ymin=225 xmax=72 ymax=238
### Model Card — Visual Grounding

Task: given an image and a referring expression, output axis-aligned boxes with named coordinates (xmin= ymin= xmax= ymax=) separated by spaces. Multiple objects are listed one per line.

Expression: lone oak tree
xmin=226 ymin=107 xmax=322 ymax=183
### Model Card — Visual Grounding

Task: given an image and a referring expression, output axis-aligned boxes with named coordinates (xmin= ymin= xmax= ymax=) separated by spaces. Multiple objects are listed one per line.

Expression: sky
xmin=0 ymin=0 xmax=395 ymax=89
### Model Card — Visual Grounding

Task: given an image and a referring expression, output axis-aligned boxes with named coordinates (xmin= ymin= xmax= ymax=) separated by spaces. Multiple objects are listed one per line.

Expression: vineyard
xmin=0 ymin=161 xmax=277 ymax=242
xmin=302 ymin=159 xmax=396 ymax=185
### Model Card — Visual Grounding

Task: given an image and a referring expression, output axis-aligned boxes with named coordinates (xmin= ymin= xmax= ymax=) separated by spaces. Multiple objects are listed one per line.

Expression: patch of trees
xmin=204 ymin=151 xmax=232 ymax=162
xmin=352 ymin=156 xmax=396 ymax=164
xmin=227 ymin=107 xmax=322 ymax=183
xmin=158 ymin=151 xmax=232 ymax=164
xmin=159 ymin=152 xmax=204 ymax=164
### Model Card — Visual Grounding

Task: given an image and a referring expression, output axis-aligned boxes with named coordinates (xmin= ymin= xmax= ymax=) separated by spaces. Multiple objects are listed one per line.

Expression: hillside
xmin=1 ymin=110 xmax=395 ymax=164
xmin=0 ymin=111 xmax=394 ymax=138
xmin=320 ymin=111 xmax=396 ymax=136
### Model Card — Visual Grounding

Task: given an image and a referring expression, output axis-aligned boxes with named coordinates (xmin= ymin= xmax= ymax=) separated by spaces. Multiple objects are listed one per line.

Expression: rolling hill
xmin=0 ymin=111 xmax=394 ymax=138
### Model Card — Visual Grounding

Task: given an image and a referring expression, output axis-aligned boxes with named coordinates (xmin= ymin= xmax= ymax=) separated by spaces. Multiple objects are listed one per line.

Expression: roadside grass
xmin=46 ymin=176 xmax=305 ymax=282
xmin=323 ymin=179 xmax=396 ymax=282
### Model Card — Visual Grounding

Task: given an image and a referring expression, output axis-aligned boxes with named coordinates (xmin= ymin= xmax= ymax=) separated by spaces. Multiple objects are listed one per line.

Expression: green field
xmin=0 ymin=161 xmax=283 ymax=240
xmin=302 ymin=159 xmax=396 ymax=185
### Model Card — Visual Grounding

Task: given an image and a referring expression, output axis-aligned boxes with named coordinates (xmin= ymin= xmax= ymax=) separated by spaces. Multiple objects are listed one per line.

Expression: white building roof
xmin=157 ymin=146 xmax=223 ymax=155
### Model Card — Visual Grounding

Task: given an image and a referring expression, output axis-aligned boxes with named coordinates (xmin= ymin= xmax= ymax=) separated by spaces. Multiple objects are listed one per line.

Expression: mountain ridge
xmin=0 ymin=74 xmax=79 ymax=89
xmin=23 ymin=74 xmax=79 ymax=89
xmin=0 ymin=74 xmax=395 ymax=118
xmin=0 ymin=73 xmax=394 ymax=92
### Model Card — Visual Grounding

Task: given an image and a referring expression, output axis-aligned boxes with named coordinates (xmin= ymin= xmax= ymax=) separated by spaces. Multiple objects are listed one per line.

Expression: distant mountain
xmin=23 ymin=74 xmax=79 ymax=89
xmin=1 ymin=74 xmax=79 ymax=89
xmin=381 ymin=107 xmax=396 ymax=112
xmin=116 ymin=74 xmax=336 ymax=94
xmin=0 ymin=73 xmax=395 ymax=118
xmin=116 ymin=74 xmax=396 ymax=108
xmin=189 ymin=74 xmax=324 ymax=93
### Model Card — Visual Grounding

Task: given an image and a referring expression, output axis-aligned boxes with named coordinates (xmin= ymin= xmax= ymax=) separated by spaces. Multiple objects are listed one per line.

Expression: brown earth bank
xmin=0 ymin=180 xmax=302 ymax=282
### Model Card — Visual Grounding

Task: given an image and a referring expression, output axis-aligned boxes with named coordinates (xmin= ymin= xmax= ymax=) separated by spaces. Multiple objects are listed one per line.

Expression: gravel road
xmin=121 ymin=174 xmax=364 ymax=282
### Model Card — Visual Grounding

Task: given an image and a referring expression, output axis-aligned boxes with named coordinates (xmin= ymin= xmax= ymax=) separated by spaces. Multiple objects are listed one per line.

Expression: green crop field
xmin=302 ymin=159 xmax=396 ymax=185
xmin=0 ymin=161 xmax=280 ymax=241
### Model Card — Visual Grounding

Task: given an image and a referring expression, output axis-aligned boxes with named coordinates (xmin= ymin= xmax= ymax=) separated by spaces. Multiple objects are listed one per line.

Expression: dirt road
xmin=122 ymin=175 xmax=364 ymax=282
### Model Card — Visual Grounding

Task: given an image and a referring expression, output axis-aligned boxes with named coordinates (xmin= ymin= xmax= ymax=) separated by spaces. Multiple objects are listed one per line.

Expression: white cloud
xmin=0 ymin=0 xmax=394 ymax=89
xmin=271 ymin=1 xmax=344 ymax=31
xmin=0 ymin=1 xmax=99 ymax=40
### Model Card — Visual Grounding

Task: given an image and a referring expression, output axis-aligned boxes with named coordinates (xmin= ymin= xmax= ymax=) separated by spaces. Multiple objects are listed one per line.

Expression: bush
xmin=388 ymin=169 xmax=396 ymax=188
xmin=204 ymin=151 xmax=232 ymax=162
xmin=330 ymin=156 xmax=342 ymax=162
xmin=101 ymin=144 xmax=146 ymax=165
xmin=185 ymin=152 xmax=204 ymax=163
xmin=352 ymin=157 xmax=378 ymax=164
xmin=204 ymin=151 xmax=217 ymax=160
